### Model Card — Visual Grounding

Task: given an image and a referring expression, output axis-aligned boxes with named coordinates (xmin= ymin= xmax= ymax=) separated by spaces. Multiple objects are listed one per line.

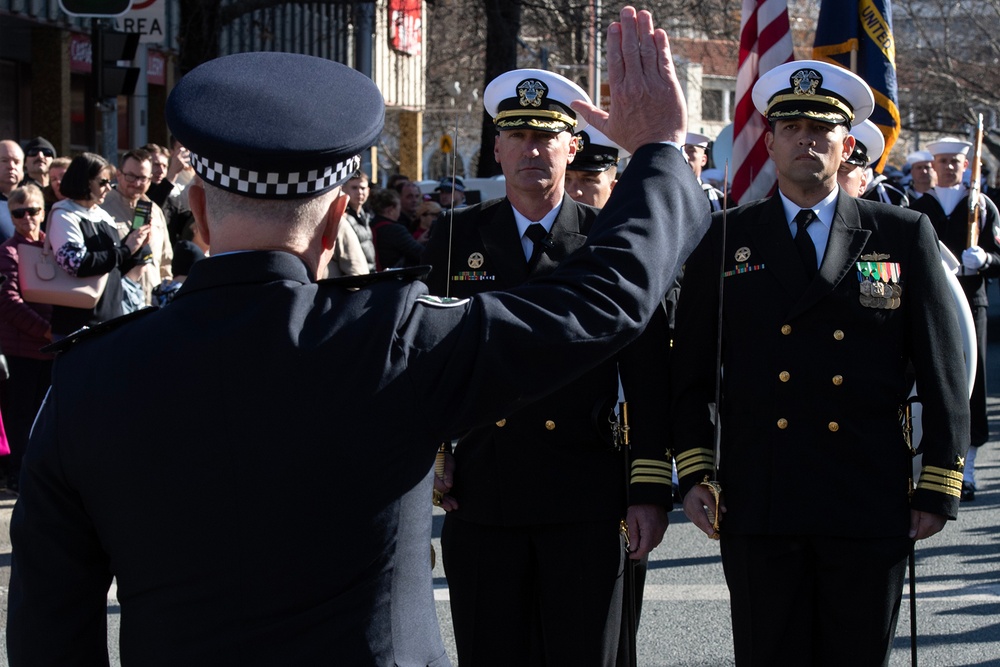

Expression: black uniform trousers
xmin=721 ymin=533 xmax=910 ymax=667
xmin=442 ymin=515 xmax=624 ymax=666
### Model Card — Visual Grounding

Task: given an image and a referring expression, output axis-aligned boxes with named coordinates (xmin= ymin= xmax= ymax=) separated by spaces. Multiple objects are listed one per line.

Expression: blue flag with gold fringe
xmin=813 ymin=0 xmax=899 ymax=172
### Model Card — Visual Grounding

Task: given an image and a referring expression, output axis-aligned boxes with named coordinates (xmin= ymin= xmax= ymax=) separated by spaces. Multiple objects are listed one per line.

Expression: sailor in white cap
xmin=422 ymin=16 xmax=708 ymax=665
xmin=684 ymin=131 xmax=725 ymax=211
xmin=6 ymin=9 xmax=715 ymax=663
xmin=905 ymin=149 xmax=936 ymax=200
xmin=846 ymin=119 xmax=909 ymax=207
xmin=564 ymin=125 xmax=628 ymax=208
xmin=837 ymin=118 xmax=882 ymax=197
xmin=673 ymin=59 xmax=969 ymax=666
xmin=912 ymin=136 xmax=1000 ymax=502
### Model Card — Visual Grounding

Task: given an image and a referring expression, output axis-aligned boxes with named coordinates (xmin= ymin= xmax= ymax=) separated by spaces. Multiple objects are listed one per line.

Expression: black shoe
xmin=961 ymin=482 xmax=976 ymax=502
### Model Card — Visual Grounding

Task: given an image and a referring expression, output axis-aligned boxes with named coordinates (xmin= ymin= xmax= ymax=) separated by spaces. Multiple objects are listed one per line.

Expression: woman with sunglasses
xmin=46 ymin=153 xmax=150 ymax=338
xmin=0 ymin=184 xmax=53 ymax=492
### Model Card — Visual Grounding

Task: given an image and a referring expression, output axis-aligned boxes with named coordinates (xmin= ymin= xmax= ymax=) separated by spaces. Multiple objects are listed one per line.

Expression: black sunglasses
xmin=26 ymin=148 xmax=55 ymax=158
xmin=97 ymin=178 xmax=112 ymax=187
xmin=11 ymin=207 xmax=42 ymax=219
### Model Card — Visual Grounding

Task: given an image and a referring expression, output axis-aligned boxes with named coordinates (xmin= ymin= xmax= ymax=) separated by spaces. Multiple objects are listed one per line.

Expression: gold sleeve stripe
xmin=921 ymin=466 xmax=963 ymax=483
xmin=631 ymin=459 xmax=671 ymax=473
xmin=631 ymin=475 xmax=672 ymax=485
xmin=631 ymin=459 xmax=672 ymax=485
xmin=675 ymin=449 xmax=714 ymax=478
xmin=916 ymin=467 xmax=963 ymax=498
xmin=675 ymin=448 xmax=714 ymax=464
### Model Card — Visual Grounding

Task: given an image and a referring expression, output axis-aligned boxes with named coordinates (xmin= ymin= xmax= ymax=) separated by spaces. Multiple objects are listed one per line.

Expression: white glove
xmin=962 ymin=246 xmax=988 ymax=271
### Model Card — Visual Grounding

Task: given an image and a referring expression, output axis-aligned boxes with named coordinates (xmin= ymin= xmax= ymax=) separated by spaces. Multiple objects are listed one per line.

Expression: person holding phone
xmin=46 ymin=152 xmax=150 ymax=337
xmin=101 ymin=148 xmax=173 ymax=308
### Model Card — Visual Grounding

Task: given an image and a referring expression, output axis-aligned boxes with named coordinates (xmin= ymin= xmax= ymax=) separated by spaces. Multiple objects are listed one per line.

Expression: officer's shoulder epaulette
xmin=41 ymin=307 xmax=159 ymax=355
xmin=317 ymin=265 xmax=431 ymax=289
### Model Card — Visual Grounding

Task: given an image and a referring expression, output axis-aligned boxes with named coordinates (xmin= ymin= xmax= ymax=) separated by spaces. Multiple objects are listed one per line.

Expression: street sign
xmin=114 ymin=0 xmax=166 ymax=45
xmin=440 ymin=134 xmax=453 ymax=154
xmin=60 ymin=0 xmax=133 ymax=17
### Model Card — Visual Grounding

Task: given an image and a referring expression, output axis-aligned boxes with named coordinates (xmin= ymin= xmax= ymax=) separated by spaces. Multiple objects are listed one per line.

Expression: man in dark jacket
xmin=673 ymin=61 xmax=969 ymax=666
xmin=422 ymin=63 xmax=706 ymax=664
xmin=6 ymin=8 xmax=710 ymax=666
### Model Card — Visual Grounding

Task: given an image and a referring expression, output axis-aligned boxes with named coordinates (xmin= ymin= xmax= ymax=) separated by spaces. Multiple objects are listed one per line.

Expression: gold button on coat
xmin=828 ymin=421 xmax=840 ymax=432
xmin=833 ymin=330 xmax=845 ymax=340
xmin=545 ymin=420 xmax=556 ymax=431
xmin=777 ymin=418 xmax=788 ymax=429
xmin=779 ymin=371 xmax=790 ymax=382
xmin=495 ymin=419 xmax=507 ymax=427
xmin=832 ymin=375 xmax=843 ymax=386
xmin=781 ymin=325 xmax=792 ymax=335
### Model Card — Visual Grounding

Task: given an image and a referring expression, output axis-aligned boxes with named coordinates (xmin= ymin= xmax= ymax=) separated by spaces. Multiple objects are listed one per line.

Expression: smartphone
xmin=132 ymin=199 xmax=152 ymax=230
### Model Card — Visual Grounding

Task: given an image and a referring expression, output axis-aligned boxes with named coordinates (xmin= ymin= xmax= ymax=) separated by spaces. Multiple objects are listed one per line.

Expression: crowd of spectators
xmin=0 ymin=132 xmax=461 ymax=492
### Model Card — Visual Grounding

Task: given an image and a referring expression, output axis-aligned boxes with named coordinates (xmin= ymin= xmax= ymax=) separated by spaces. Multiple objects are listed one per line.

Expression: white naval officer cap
xmin=752 ymin=59 xmax=874 ymax=128
xmin=906 ymin=150 xmax=934 ymax=166
xmin=484 ymin=68 xmax=591 ymax=134
xmin=846 ymin=119 xmax=885 ymax=168
xmin=926 ymin=138 xmax=972 ymax=157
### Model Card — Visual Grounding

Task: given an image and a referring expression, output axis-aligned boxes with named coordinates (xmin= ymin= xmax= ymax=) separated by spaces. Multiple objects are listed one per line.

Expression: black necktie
xmin=794 ymin=209 xmax=817 ymax=279
xmin=524 ymin=223 xmax=550 ymax=266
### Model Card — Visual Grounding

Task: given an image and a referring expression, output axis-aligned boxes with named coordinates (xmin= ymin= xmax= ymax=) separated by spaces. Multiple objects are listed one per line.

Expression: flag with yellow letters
xmin=813 ymin=0 xmax=899 ymax=172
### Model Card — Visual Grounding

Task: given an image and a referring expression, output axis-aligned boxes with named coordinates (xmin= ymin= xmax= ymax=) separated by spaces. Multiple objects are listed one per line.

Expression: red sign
xmin=69 ymin=33 xmax=92 ymax=73
xmin=147 ymin=50 xmax=165 ymax=85
xmin=389 ymin=0 xmax=422 ymax=56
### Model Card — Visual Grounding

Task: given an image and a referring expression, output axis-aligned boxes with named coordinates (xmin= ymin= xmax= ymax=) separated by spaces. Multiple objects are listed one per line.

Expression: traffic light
xmin=60 ymin=1 xmax=132 ymax=17
xmin=95 ymin=29 xmax=140 ymax=98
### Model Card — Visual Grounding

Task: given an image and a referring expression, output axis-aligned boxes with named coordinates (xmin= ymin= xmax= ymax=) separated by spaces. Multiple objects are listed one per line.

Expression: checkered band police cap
xmin=166 ymin=52 xmax=384 ymax=200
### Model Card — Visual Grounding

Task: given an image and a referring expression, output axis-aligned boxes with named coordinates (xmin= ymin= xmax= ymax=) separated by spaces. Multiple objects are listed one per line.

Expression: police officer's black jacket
xmin=7 ymin=144 xmax=711 ymax=667
xmin=671 ymin=192 xmax=970 ymax=537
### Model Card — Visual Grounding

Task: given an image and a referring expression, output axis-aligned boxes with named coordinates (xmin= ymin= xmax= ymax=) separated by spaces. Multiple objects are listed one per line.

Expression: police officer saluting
xmin=6 ymin=8 xmax=710 ymax=666
xmin=672 ymin=60 xmax=969 ymax=666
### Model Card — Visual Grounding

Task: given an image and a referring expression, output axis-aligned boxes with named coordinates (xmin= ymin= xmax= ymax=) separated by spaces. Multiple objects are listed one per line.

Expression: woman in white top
xmin=46 ymin=153 xmax=149 ymax=337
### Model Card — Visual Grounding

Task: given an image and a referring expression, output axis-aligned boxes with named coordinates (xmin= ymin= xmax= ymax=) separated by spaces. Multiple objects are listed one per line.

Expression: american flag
xmin=731 ymin=0 xmax=794 ymax=205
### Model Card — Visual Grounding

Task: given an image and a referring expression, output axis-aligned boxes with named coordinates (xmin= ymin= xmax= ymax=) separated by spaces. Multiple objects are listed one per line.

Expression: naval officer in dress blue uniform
xmin=423 ymin=63 xmax=705 ymax=665
xmin=6 ymin=8 xmax=711 ymax=667
xmin=672 ymin=60 xmax=969 ymax=666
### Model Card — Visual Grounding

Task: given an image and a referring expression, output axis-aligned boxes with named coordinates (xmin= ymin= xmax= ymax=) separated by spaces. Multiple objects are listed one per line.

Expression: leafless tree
xmin=895 ymin=0 xmax=1000 ymax=162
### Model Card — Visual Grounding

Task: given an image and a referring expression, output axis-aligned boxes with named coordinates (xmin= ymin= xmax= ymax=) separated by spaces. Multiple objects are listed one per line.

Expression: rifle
xmin=967 ymin=113 xmax=985 ymax=249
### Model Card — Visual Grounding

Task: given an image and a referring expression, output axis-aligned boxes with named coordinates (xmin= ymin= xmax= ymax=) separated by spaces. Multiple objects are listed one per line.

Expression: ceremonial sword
xmin=698 ymin=161 xmax=728 ymax=538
